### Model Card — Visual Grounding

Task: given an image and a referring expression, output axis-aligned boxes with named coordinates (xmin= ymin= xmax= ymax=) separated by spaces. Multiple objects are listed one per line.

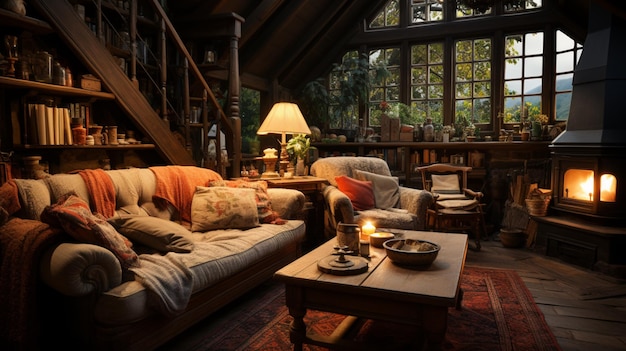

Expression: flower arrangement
xmin=379 ymin=100 xmax=390 ymax=113
xmin=286 ymin=134 xmax=314 ymax=160
xmin=529 ymin=114 xmax=549 ymax=125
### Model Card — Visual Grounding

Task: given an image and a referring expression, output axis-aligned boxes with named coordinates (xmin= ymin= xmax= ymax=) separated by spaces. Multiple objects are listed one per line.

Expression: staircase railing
xmin=143 ymin=0 xmax=242 ymax=177
xmin=83 ymin=0 xmax=241 ymax=176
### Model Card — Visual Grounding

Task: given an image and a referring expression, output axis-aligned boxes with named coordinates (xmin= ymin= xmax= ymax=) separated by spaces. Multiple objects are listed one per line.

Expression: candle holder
xmin=4 ymin=35 xmax=19 ymax=77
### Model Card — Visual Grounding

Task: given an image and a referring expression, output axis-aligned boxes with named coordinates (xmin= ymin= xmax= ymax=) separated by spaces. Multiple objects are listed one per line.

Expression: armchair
xmin=310 ymin=156 xmax=434 ymax=239
xmin=416 ymin=163 xmax=486 ymax=250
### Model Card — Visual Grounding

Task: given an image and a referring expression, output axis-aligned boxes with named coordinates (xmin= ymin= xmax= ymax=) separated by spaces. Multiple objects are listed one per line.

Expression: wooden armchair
xmin=416 ymin=163 xmax=486 ymax=250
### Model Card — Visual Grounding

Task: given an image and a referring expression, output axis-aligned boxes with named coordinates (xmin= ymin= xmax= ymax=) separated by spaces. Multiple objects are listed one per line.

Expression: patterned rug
xmin=158 ymin=266 xmax=561 ymax=351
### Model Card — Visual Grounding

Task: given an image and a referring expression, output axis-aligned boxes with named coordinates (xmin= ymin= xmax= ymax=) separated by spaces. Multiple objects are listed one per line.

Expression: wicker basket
xmin=525 ymin=198 xmax=550 ymax=216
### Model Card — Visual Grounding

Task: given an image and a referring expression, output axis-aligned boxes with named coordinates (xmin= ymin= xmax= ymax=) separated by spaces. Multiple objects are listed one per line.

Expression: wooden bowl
xmin=369 ymin=232 xmax=395 ymax=248
xmin=383 ymin=239 xmax=440 ymax=266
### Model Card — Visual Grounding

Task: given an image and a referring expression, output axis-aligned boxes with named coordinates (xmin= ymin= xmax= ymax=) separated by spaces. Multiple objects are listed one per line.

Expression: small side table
xmin=266 ymin=176 xmax=328 ymax=249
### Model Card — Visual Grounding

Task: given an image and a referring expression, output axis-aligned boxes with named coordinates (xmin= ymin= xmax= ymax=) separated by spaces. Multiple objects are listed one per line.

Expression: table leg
xmin=421 ymin=305 xmax=448 ymax=350
xmin=288 ymin=306 xmax=306 ymax=351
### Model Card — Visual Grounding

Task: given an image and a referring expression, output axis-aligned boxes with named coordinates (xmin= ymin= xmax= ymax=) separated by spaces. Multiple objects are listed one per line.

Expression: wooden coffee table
xmin=274 ymin=230 xmax=468 ymax=350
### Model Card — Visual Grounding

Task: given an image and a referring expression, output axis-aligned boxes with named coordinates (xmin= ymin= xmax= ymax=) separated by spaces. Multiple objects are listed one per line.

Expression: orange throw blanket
xmin=149 ymin=166 xmax=223 ymax=223
xmin=79 ymin=169 xmax=116 ymax=218
xmin=0 ymin=218 xmax=65 ymax=350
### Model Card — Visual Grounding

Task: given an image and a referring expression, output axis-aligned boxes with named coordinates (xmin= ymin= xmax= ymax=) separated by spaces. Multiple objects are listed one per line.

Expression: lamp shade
xmin=257 ymin=102 xmax=311 ymax=136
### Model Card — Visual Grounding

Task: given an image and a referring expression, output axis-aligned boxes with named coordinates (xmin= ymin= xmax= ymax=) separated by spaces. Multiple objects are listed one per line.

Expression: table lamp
xmin=257 ymin=102 xmax=311 ymax=176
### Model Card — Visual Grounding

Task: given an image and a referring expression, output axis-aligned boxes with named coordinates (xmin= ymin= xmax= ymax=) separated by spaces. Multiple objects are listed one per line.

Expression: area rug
xmin=159 ymin=266 xmax=561 ymax=351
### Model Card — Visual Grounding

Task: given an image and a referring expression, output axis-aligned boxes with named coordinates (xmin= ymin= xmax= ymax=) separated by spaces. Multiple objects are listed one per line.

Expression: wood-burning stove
xmin=534 ymin=2 xmax=626 ymax=278
xmin=551 ymin=148 xmax=623 ymax=223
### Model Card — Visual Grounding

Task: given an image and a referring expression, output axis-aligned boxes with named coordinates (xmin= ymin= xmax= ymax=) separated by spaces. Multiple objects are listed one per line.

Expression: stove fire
xmin=563 ymin=169 xmax=616 ymax=203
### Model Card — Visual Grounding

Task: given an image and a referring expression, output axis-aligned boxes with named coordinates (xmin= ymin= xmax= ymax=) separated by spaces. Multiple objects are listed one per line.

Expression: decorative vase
xmin=296 ymin=157 xmax=306 ymax=176
xmin=532 ymin=121 xmax=542 ymax=139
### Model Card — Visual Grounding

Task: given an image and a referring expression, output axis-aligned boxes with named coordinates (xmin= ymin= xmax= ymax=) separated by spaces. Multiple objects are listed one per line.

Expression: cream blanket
xmin=130 ymin=253 xmax=193 ymax=317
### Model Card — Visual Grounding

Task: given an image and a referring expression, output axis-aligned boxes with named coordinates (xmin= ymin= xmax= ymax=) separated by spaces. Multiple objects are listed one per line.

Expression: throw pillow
xmin=190 ymin=186 xmax=259 ymax=232
xmin=41 ymin=192 xmax=138 ymax=268
xmin=334 ymin=175 xmax=375 ymax=211
xmin=431 ymin=174 xmax=461 ymax=194
xmin=0 ymin=180 xmax=20 ymax=225
xmin=108 ymin=215 xmax=195 ymax=253
xmin=353 ymin=169 xmax=400 ymax=209
xmin=210 ymin=179 xmax=286 ymax=224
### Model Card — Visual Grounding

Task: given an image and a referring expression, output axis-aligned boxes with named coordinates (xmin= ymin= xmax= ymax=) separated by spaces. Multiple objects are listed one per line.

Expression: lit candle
xmin=361 ymin=221 xmax=376 ymax=239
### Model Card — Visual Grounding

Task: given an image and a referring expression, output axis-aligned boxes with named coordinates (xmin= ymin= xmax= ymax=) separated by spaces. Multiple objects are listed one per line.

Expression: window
xmin=329 ymin=51 xmax=366 ymax=129
xmin=369 ymin=47 xmax=401 ymax=126
xmin=328 ymin=0 xmax=582 ymax=133
xmin=455 ymin=38 xmax=492 ymax=125
xmin=503 ymin=32 xmax=544 ymax=124
xmin=369 ymin=0 xmax=400 ymax=29
xmin=410 ymin=42 xmax=444 ymax=125
xmin=555 ymin=30 xmax=582 ymax=121
xmin=411 ymin=0 xmax=444 ymax=23
xmin=504 ymin=0 xmax=543 ymax=13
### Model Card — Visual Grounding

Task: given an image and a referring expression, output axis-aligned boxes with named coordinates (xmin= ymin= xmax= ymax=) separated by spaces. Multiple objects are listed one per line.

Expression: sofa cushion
xmin=41 ymin=193 xmax=138 ymax=268
xmin=13 ymin=179 xmax=50 ymax=220
xmin=210 ymin=179 xmax=285 ymax=224
xmin=353 ymin=169 xmax=400 ymax=209
xmin=190 ymin=186 xmax=259 ymax=232
xmin=334 ymin=175 xmax=375 ymax=211
xmin=108 ymin=215 xmax=194 ymax=253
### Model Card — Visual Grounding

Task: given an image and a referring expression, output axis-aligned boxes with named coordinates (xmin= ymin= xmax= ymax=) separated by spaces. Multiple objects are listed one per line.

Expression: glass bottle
xmin=423 ymin=117 xmax=434 ymax=142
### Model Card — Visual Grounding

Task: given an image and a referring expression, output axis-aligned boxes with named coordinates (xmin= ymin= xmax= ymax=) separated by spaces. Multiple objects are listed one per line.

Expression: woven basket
xmin=525 ymin=198 xmax=550 ymax=216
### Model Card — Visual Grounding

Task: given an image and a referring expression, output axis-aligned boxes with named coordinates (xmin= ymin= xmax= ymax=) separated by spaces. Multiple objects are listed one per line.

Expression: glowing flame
xmin=600 ymin=174 xmax=616 ymax=202
xmin=579 ymin=174 xmax=594 ymax=201
xmin=563 ymin=169 xmax=616 ymax=203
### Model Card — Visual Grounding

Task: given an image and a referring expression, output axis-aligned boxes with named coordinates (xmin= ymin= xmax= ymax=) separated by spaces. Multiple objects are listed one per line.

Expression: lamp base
xmin=261 ymin=171 xmax=280 ymax=179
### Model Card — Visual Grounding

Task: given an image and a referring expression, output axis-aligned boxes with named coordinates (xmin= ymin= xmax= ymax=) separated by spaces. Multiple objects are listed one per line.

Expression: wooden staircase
xmin=29 ymin=0 xmax=241 ymax=176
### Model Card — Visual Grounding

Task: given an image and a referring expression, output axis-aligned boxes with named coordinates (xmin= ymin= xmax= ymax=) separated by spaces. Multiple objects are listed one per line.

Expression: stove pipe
xmin=552 ymin=2 xmax=626 ymax=147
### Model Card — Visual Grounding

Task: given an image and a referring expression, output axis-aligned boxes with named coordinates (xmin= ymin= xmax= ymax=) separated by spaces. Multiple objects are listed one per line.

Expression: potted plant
xmin=287 ymin=134 xmax=315 ymax=176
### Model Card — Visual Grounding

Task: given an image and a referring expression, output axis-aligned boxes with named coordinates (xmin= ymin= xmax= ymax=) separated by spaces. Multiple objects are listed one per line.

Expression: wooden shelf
xmin=16 ymin=144 xmax=155 ymax=150
xmin=0 ymin=8 xmax=53 ymax=34
xmin=0 ymin=76 xmax=115 ymax=100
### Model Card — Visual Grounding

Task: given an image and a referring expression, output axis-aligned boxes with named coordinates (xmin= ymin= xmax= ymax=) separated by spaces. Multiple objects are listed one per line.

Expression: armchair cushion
xmin=353 ymin=169 xmax=400 ymax=209
xmin=431 ymin=174 xmax=460 ymax=193
xmin=335 ymin=175 xmax=375 ymax=211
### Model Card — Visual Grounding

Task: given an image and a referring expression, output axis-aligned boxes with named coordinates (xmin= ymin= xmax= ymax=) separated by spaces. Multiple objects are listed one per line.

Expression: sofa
xmin=310 ymin=156 xmax=434 ymax=238
xmin=0 ymin=166 xmax=306 ymax=350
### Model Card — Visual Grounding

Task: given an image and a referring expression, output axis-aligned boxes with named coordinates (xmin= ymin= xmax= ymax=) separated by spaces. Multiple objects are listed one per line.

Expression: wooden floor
xmin=467 ymin=239 xmax=626 ymax=351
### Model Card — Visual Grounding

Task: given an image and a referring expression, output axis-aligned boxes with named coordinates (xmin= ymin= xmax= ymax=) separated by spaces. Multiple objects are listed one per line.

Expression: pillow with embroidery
xmin=190 ymin=186 xmax=259 ymax=232
xmin=41 ymin=192 xmax=138 ymax=268
xmin=210 ymin=179 xmax=286 ymax=224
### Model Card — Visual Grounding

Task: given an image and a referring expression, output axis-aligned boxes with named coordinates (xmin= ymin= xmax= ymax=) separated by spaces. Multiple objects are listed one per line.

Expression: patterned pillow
xmin=210 ymin=179 xmax=285 ymax=224
xmin=41 ymin=192 xmax=138 ymax=268
xmin=0 ymin=180 xmax=21 ymax=225
xmin=190 ymin=186 xmax=260 ymax=232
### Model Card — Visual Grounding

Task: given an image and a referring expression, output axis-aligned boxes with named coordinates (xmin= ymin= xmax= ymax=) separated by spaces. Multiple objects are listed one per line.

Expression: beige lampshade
xmin=257 ymin=102 xmax=311 ymax=138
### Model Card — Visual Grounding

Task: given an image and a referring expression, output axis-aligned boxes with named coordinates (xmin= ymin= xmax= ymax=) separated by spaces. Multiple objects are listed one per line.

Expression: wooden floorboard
xmin=468 ymin=239 xmax=626 ymax=351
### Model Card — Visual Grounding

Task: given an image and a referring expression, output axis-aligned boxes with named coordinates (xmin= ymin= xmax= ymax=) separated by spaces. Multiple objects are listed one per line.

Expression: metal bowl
xmin=369 ymin=232 xmax=395 ymax=248
xmin=383 ymin=238 xmax=440 ymax=266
